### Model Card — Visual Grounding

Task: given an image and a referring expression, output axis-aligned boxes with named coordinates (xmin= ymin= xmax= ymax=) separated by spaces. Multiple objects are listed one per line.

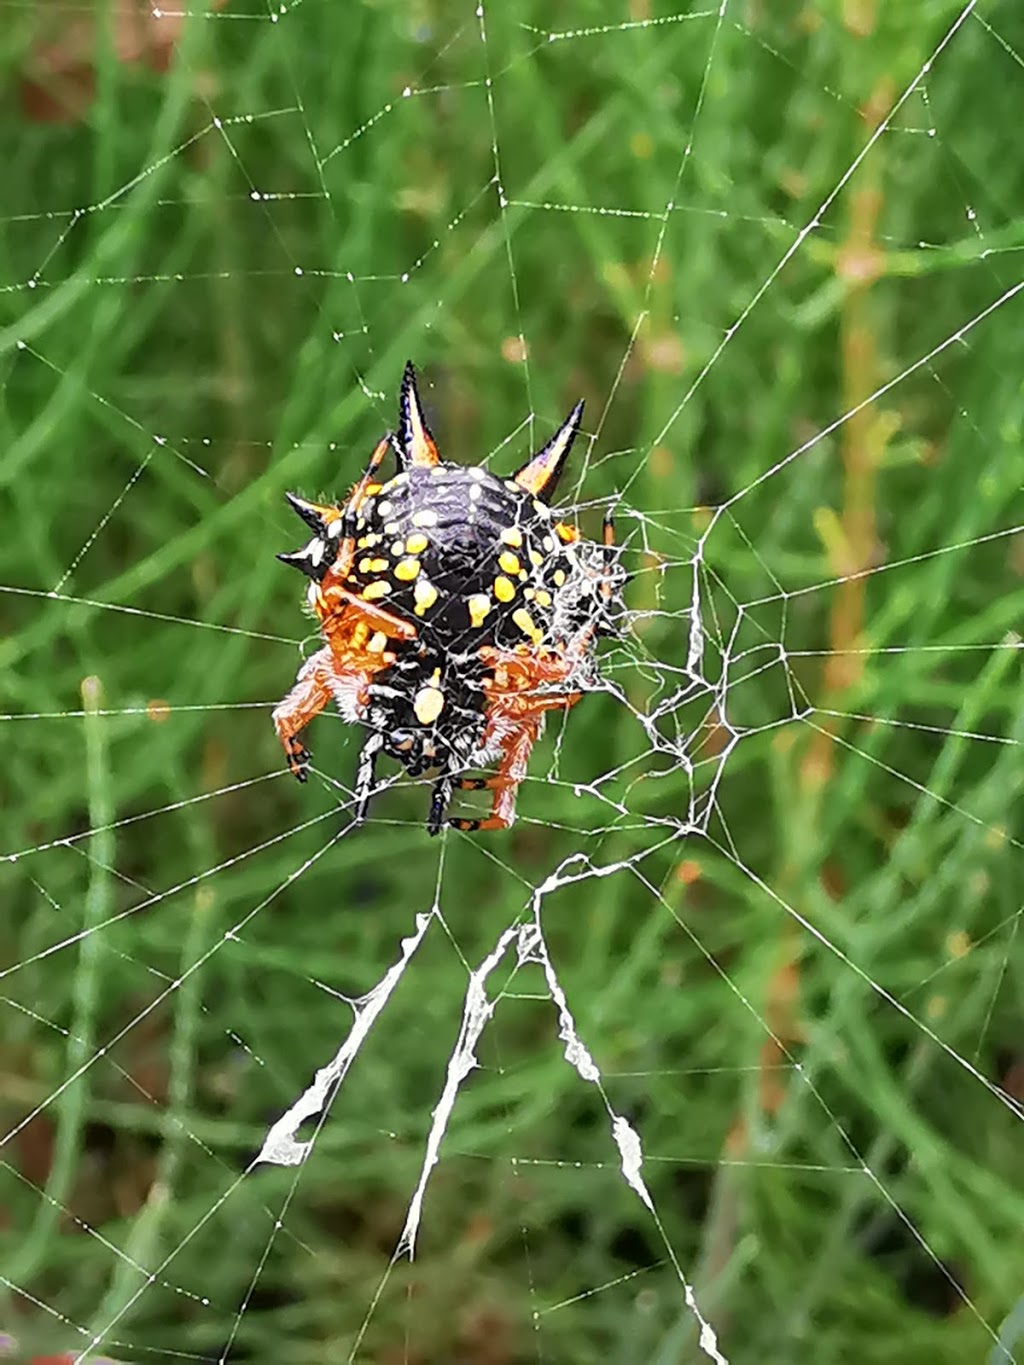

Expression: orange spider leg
xmin=344 ymin=434 xmax=392 ymax=518
xmin=328 ymin=435 xmax=395 ymax=581
xmin=546 ymin=506 xmax=618 ymax=656
xmin=272 ymin=647 xmax=336 ymax=781
xmin=565 ymin=506 xmax=618 ymax=648
xmin=309 ymin=437 xmax=420 ymax=645
xmin=448 ymin=509 xmax=619 ymax=832
xmin=275 ymin=426 xmax=420 ymax=789
xmin=273 ymin=640 xmax=390 ymax=783
xmin=450 ymin=716 xmax=545 ymax=832
xmin=477 ymin=644 xmax=586 ymax=695
xmin=447 ymin=646 xmax=582 ymax=833
xmin=601 ymin=506 xmax=617 ymax=604
xmin=279 ymin=436 xmax=394 ymax=583
xmin=316 ymin=584 xmax=418 ymax=641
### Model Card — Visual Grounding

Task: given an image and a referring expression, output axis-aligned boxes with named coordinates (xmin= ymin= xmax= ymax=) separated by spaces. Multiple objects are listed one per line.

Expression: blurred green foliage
xmin=1 ymin=1 xmax=1022 ymax=1362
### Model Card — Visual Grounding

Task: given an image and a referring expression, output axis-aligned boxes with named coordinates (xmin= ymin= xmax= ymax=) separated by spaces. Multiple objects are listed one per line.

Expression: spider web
xmin=1 ymin=2 xmax=1023 ymax=1362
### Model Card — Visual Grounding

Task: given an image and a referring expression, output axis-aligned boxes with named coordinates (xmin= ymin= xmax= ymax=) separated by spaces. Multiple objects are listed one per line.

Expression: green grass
xmin=1 ymin=2 xmax=1023 ymax=1362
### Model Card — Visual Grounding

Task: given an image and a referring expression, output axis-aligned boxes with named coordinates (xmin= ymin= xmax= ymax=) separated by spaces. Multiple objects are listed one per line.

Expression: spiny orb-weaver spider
xmin=272 ymin=362 xmax=622 ymax=834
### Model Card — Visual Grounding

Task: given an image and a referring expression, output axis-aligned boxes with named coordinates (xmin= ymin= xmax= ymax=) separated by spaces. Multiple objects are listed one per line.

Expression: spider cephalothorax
xmin=272 ymin=362 xmax=621 ymax=833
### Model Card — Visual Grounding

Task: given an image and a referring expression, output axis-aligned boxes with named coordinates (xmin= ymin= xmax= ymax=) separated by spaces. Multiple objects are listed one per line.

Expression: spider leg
xmin=353 ymin=732 xmax=384 ymax=822
xmin=272 ymin=647 xmax=334 ymax=781
xmin=447 ymin=645 xmax=587 ymax=833
xmin=477 ymin=645 xmax=584 ymax=697
xmin=551 ymin=508 xmax=620 ymax=663
xmin=584 ymin=504 xmax=623 ymax=640
xmin=295 ymin=435 xmax=395 ymax=592
xmin=426 ymin=774 xmax=455 ymax=836
xmin=323 ymin=588 xmax=418 ymax=640
xmin=339 ymin=434 xmax=392 ymax=544
xmin=281 ymin=437 xmax=390 ymax=580
xmin=315 ymin=437 xmax=419 ymax=646
xmin=449 ymin=717 xmax=542 ymax=833
xmin=602 ymin=506 xmax=616 ymax=599
xmin=273 ymin=646 xmax=382 ymax=783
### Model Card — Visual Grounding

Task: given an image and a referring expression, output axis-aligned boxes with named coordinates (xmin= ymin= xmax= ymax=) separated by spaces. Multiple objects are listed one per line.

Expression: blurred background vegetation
xmin=1 ymin=1 xmax=1022 ymax=1362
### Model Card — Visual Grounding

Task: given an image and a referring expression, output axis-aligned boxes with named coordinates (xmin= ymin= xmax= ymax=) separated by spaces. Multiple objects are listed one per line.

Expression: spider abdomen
xmin=347 ymin=463 xmax=576 ymax=652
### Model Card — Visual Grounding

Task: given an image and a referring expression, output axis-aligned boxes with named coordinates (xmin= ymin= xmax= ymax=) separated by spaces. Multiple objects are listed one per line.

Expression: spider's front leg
xmin=272 ymin=648 xmax=336 ymax=781
xmin=273 ymin=646 xmax=380 ymax=784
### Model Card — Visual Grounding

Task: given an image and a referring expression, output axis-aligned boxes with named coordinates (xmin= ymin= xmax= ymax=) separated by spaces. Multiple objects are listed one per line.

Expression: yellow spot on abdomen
xmin=468 ymin=593 xmax=491 ymax=628
xmin=394 ymin=557 xmax=421 ymax=581
xmin=405 ymin=532 xmax=430 ymax=554
xmin=362 ymin=580 xmax=391 ymax=601
xmin=359 ymin=556 xmax=389 ymax=574
xmin=414 ymin=579 xmax=439 ymax=616
xmin=498 ymin=550 xmax=521 ymax=575
xmin=494 ymin=575 xmax=515 ymax=603
xmin=512 ymin=607 xmax=543 ymax=644
xmin=413 ymin=685 xmax=445 ymax=725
